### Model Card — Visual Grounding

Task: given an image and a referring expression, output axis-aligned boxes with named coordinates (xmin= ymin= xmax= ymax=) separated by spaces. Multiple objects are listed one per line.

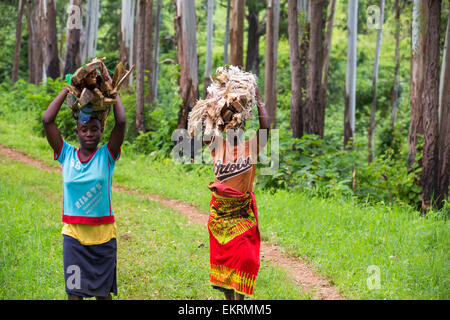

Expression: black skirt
xmin=63 ymin=235 xmax=117 ymax=298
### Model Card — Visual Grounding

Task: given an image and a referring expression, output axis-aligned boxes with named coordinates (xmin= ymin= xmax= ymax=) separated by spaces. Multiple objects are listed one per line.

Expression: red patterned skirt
xmin=208 ymin=183 xmax=261 ymax=296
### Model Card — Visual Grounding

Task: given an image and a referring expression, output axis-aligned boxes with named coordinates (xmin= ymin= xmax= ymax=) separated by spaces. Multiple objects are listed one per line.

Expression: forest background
xmin=0 ymin=0 xmax=448 ymax=300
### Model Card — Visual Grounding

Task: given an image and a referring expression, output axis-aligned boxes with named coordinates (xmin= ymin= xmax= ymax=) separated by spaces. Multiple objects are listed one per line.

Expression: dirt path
xmin=0 ymin=144 xmax=345 ymax=300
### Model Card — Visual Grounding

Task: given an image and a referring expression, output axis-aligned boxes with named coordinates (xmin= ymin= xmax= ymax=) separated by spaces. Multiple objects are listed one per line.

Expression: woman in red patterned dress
xmin=204 ymin=85 xmax=270 ymax=300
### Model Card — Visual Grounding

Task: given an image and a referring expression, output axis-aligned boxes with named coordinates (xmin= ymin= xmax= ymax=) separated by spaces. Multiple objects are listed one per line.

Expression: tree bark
xmin=288 ymin=0 xmax=309 ymax=139
xmin=229 ymin=0 xmax=245 ymax=68
xmin=245 ymin=0 xmax=265 ymax=75
xmin=136 ymin=0 xmax=153 ymax=133
xmin=152 ymin=0 xmax=162 ymax=99
xmin=390 ymin=0 xmax=401 ymax=129
xmin=264 ymin=0 xmax=280 ymax=128
xmin=136 ymin=0 xmax=147 ymax=134
xmin=81 ymin=0 xmax=99 ymax=62
xmin=26 ymin=0 xmax=35 ymax=84
xmin=420 ymin=0 xmax=441 ymax=213
xmin=63 ymin=0 xmax=82 ymax=77
xmin=224 ymin=0 xmax=231 ymax=65
xmin=304 ymin=0 xmax=325 ymax=136
xmin=437 ymin=12 xmax=449 ymax=209
xmin=27 ymin=0 xmax=44 ymax=84
xmin=408 ymin=0 xmax=424 ymax=169
xmin=120 ymin=0 xmax=136 ymax=87
xmin=288 ymin=0 xmax=302 ymax=138
xmin=175 ymin=0 xmax=199 ymax=130
xmin=41 ymin=0 xmax=60 ymax=80
xmin=344 ymin=0 xmax=358 ymax=149
xmin=11 ymin=0 xmax=25 ymax=85
xmin=144 ymin=0 xmax=154 ymax=104
xmin=368 ymin=0 xmax=385 ymax=163
xmin=318 ymin=0 xmax=336 ymax=138
xmin=58 ymin=2 xmax=66 ymax=77
xmin=204 ymin=0 xmax=214 ymax=98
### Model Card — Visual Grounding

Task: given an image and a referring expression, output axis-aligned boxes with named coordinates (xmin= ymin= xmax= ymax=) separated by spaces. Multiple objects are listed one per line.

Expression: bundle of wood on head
xmin=66 ymin=57 xmax=135 ymax=128
xmin=188 ymin=65 xmax=257 ymax=137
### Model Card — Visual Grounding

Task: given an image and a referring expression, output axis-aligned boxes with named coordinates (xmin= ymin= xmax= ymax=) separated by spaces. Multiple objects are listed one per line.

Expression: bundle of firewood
xmin=66 ymin=57 xmax=134 ymax=128
xmin=188 ymin=65 xmax=257 ymax=137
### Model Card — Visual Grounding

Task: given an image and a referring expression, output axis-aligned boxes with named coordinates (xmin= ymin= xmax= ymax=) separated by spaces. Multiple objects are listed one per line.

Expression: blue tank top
xmin=55 ymin=141 xmax=120 ymax=224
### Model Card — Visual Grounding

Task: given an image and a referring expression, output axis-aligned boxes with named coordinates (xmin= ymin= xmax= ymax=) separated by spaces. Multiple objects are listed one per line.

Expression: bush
xmin=256 ymin=131 xmax=423 ymax=208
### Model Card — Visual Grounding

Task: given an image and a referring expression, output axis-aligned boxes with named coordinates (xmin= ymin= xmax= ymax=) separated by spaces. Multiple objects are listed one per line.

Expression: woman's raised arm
xmin=107 ymin=94 xmax=126 ymax=159
xmin=42 ymin=86 xmax=69 ymax=155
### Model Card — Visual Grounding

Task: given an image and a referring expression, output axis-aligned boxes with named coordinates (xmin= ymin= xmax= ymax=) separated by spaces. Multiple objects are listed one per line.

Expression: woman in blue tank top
xmin=42 ymin=84 xmax=126 ymax=300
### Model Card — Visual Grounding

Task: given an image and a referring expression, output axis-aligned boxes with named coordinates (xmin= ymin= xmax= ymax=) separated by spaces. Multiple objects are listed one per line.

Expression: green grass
xmin=0 ymin=107 xmax=449 ymax=299
xmin=113 ymin=153 xmax=450 ymax=299
xmin=0 ymin=156 xmax=304 ymax=300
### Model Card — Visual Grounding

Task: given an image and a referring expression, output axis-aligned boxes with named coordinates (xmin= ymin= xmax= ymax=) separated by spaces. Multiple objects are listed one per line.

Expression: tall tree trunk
xmin=288 ymin=0 xmax=302 ymax=138
xmin=437 ymin=12 xmax=449 ymax=209
xmin=204 ymin=0 xmax=214 ymax=98
xmin=420 ymin=0 xmax=441 ymax=213
xmin=175 ymin=0 xmax=199 ymax=130
xmin=120 ymin=0 xmax=136 ymax=87
xmin=58 ymin=2 xmax=66 ymax=77
xmin=245 ymin=1 xmax=264 ymax=75
xmin=144 ymin=0 xmax=153 ymax=104
xmin=11 ymin=0 xmax=25 ymax=85
xmin=224 ymin=0 xmax=231 ymax=65
xmin=41 ymin=0 xmax=60 ymax=80
xmin=81 ymin=0 xmax=99 ymax=62
xmin=136 ymin=0 xmax=147 ymax=134
xmin=368 ymin=0 xmax=385 ymax=163
xmin=152 ymin=0 xmax=162 ymax=99
xmin=304 ymin=0 xmax=325 ymax=136
xmin=229 ymin=0 xmax=245 ymax=68
xmin=26 ymin=0 xmax=35 ymax=83
xmin=136 ymin=0 xmax=153 ymax=133
xmin=27 ymin=0 xmax=44 ymax=84
xmin=318 ymin=0 xmax=336 ymax=138
xmin=439 ymin=6 xmax=449 ymax=125
xmin=63 ymin=0 xmax=82 ymax=77
xmin=408 ymin=0 xmax=424 ymax=169
xmin=288 ymin=0 xmax=309 ymax=139
xmin=264 ymin=0 xmax=280 ymax=128
xmin=390 ymin=0 xmax=401 ymax=129
xmin=344 ymin=0 xmax=358 ymax=149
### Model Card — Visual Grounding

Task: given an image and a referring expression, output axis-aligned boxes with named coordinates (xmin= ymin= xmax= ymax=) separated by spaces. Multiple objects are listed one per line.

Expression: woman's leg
xmin=223 ymin=289 xmax=235 ymax=300
xmin=95 ymin=294 xmax=112 ymax=300
xmin=235 ymin=292 xmax=245 ymax=300
xmin=67 ymin=294 xmax=83 ymax=300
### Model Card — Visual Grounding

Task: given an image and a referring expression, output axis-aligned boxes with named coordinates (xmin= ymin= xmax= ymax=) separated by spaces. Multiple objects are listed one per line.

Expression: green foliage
xmin=256 ymin=129 xmax=425 ymax=208
xmin=258 ymin=134 xmax=356 ymax=198
xmin=355 ymin=149 xmax=422 ymax=206
xmin=129 ymin=62 xmax=181 ymax=158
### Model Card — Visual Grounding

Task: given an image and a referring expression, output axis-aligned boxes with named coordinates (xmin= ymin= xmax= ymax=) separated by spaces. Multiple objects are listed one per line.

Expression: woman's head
xmin=75 ymin=117 xmax=103 ymax=150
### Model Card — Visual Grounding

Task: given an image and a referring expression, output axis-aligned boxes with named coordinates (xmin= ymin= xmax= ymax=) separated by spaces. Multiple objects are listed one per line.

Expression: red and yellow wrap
xmin=208 ymin=183 xmax=261 ymax=296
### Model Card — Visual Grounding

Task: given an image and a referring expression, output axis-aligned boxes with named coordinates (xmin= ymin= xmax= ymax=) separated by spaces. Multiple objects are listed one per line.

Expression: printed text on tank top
xmin=214 ymin=155 xmax=252 ymax=182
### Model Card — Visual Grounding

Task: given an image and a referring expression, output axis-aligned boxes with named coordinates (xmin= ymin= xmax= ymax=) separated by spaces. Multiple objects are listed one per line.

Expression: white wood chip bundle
xmin=188 ymin=66 xmax=257 ymax=137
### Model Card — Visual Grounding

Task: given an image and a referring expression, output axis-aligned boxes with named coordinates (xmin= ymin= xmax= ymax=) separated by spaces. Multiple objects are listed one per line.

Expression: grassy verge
xmin=0 ymin=107 xmax=448 ymax=299
xmin=0 ymin=155 xmax=304 ymax=300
